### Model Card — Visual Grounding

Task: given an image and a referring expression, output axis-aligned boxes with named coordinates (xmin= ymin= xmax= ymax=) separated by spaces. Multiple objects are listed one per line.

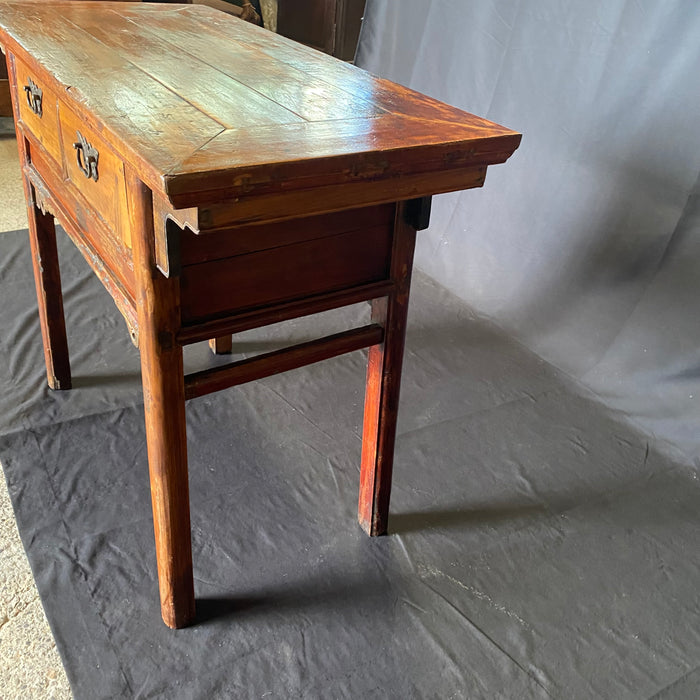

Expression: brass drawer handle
xmin=73 ymin=131 xmax=99 ymax=182
xmin=23 ymin=77 xmax=43 ymax=117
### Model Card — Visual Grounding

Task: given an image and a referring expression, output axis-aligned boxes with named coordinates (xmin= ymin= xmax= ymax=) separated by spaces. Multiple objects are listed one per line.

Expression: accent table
xmin=0 ymin=1 xmax=521 ymax=628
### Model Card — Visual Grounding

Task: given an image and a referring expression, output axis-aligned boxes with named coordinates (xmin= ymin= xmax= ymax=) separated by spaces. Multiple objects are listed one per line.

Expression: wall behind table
xmin=357 ymin=0 xmax=700 ymax=467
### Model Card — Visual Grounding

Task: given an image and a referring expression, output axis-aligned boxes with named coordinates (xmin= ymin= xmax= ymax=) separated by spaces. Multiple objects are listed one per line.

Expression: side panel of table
xmin=176 ymin=204 xmax=396 ymax=324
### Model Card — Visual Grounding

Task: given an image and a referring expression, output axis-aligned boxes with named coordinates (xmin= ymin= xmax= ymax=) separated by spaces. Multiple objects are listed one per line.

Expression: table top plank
xmin=62 ymin=6 xmax=307 ymax=129
xmin=175 ymin=4 xmax=499 ymax=127
xmin=109 ymin=6 xmax=385 ymax=124
xmin=0 ymin=2 xmax=224 ymax=187
xmin=0 ymin=1 xmax=521 ymax=211
xmin=168 ymin=116 xmax=518 ymax=203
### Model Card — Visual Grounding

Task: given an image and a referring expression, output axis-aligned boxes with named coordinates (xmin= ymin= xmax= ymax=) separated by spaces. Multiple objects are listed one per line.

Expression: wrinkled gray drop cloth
xmin=2 ymin=228 xmax=700 ymax=699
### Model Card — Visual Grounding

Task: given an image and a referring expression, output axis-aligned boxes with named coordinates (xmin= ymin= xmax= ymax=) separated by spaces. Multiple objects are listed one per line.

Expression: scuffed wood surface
xmin=0 ymin=1 xmax=520 ymax=213
xmin=0 ymin=0 xmax=522 ymax=632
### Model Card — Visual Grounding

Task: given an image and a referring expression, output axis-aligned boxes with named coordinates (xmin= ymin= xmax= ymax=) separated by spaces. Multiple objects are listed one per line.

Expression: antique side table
xmin=0 ymin=1 xmax=520 ymax=628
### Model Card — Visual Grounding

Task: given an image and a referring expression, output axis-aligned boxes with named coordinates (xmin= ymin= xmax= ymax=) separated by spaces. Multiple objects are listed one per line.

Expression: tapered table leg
xmin=358 ymin=204 xmax=417 ymax=536
xmin=128 ymin=170 xmax=195 ymax=629
xmin=25 ymin=184 xmax=72 ymax=390
xmin=209 ymin=335 xmax=233 ymax=354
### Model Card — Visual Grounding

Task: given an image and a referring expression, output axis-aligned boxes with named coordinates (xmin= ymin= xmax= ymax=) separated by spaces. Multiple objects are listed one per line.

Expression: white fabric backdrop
xmin=357 ymin=0 xmax=700 ymax=466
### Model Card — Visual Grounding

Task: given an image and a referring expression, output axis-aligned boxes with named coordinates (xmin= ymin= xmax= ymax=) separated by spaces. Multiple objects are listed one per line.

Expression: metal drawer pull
xmin=73 ymin=131 xmax=99 ymax=182
xmin=23 ymin=77 xmax=42 ymax=117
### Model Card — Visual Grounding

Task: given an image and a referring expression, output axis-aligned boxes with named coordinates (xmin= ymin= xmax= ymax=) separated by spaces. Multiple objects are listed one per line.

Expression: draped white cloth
xmin=357 ymin=0 xmax=700 ymax=466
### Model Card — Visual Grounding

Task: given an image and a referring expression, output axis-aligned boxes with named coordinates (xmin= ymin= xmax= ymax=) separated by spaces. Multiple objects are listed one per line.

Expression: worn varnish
xmin=0 ymin=1 xmax=520 ymax=628
xmin=0 ymin=1 xmax=519 ymax=212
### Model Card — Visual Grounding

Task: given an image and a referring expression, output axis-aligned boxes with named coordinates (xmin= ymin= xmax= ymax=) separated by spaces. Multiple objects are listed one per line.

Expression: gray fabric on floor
xmin=3 ymin=229 xmax=700 ymax=699
xmin=356 ymin=0 xmax=700 ymax=468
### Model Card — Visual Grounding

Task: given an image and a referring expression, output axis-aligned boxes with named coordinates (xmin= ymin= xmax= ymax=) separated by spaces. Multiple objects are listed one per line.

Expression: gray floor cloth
xmin=2 ymin=228 xmax=700 ymax=699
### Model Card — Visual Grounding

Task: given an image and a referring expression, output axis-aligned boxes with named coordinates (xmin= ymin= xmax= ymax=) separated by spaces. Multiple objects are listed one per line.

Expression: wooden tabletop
xmin=0 ymin=1 xmax=520 ymax=210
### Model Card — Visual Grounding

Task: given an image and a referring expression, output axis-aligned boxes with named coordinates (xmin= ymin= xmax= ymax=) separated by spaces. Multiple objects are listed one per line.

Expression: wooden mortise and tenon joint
xmin=0 ymin=1 xmax=520 ymax=629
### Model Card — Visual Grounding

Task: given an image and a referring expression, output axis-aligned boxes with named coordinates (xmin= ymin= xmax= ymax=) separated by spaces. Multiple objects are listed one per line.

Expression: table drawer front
xmin=180 ymin=225 xmax=393 ymax=322
xmin=58 ymin=104 xmax=131 ymax=248
xmin=28 ymin=142 xmax=136 ymax=299
xmin=14 ymin=58 xmax=61 ymax=163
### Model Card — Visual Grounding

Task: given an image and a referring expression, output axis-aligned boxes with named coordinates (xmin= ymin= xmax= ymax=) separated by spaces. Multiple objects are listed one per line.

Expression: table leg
xmin=209 ymin=335 xmax=233 ymax=354
xmin=128 ymin=171 xmax=195 ymax=629
xmin=9 ymin=47 xmax=71 ymax=390
xmin=358 ymin=205 xmax=417 ymax=536
xmin=25 ymin=185 xmax=72 ymax=390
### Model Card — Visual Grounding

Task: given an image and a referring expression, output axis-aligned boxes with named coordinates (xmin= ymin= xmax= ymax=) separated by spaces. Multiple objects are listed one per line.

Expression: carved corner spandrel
xmin=28 ymin=173 xmax=55 ymax=218
xmin=153 ymin=193 xmax=199 ymax=278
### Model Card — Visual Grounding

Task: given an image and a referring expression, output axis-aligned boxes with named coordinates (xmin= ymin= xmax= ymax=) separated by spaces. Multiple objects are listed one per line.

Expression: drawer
xmin=14 ymin=58 xmax=61 ymax=164
xmin=58 ymin=102 xmax=131 ymax=248
xmin=28 ymin=142 xmax=136 ymax=300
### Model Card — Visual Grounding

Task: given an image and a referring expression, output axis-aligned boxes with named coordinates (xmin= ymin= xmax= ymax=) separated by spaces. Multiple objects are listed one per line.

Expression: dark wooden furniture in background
xmin=191 ymin=0 xmax=261 ymax=24
xmin=0 ymin=0 xmax=364 ymax=115
xmin=278 ymin=0 xmax=366 ymax=60
xmin=0 ymin=57 xmax=9 ymax=116
xmin=0 ymin=1 xmax=520 ymax=628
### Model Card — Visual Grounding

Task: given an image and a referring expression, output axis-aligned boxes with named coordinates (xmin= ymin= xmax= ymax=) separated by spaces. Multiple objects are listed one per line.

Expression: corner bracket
xmin=404 ymin=196 xmax=432 ymax=231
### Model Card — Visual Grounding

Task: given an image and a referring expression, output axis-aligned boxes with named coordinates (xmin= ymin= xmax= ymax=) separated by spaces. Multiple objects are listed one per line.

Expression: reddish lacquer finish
xmin=0 ymin=1 xmax=520 ymax=628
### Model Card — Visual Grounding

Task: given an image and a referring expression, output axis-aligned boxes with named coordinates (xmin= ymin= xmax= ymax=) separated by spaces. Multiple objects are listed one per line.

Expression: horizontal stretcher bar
xmin=184 ymin=323 xmax=384 ymax=400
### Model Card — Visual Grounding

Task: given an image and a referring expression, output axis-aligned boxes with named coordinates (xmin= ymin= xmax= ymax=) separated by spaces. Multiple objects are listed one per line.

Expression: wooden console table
xmin=0 ymin=1 xmax=520 ymax=628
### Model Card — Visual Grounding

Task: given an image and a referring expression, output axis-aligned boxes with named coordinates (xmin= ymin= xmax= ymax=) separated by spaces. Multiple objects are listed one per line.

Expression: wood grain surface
xmin=0 ymin=1 xmax=520 ymax=215
xmin=186 ymin=324 xmax=384 ymax=400
xmin=128 ymin=167 xmax=195 ymax=629
xmin=359 ymin=202 xmax=416 ymax=535
xmin=0 ymin=0 xmax=522 ymax=630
